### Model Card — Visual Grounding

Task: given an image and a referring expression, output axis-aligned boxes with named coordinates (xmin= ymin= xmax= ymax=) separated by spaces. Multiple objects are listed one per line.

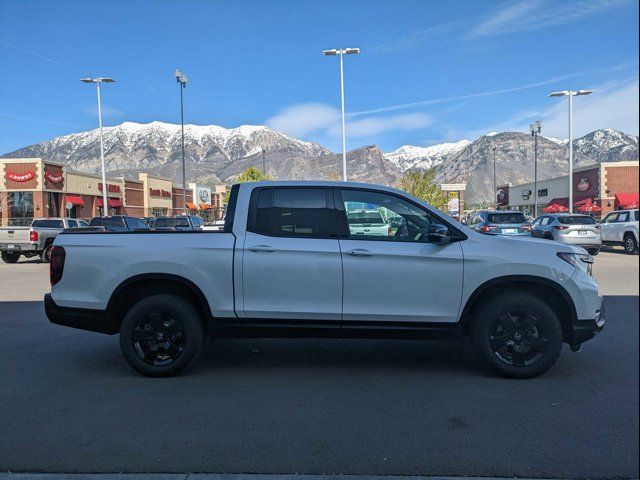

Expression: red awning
xmin=96 ymin=197 xmax=122 ymax=208
xmin=199 ymin=203 xmax=212 ymax=210
xmin=65 ymin=195 xmax=84 ymax=207
xmin=573 ymin=198 xmax=593 ymax=207
xmin=615 ymin=192 xmax=639 ymax=208
xmin=186 ymin=202 xmax=197 ymax=210
xmin=546 ymin=197 xmax=569 ymax=208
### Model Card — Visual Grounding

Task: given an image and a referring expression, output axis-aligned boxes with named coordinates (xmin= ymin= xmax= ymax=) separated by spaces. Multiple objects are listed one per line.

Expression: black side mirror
xmin=427 ymin=224 xmax=451 ymax=244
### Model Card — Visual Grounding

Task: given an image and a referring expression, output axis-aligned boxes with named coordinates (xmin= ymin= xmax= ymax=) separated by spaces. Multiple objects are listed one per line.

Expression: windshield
xmin=488 ymin=213 xmax=526 ymax=224
xmin=557 ymin=216 xmax=596 ymax=225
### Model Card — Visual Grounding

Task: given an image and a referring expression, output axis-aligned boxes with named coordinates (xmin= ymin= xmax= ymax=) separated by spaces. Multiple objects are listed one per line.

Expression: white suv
xmin=600 ymin=209 xmax=639 ymax=254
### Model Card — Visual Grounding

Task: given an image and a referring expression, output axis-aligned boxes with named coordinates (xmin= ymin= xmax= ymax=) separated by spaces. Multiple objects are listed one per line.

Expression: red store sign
xmin=150 ymin=188 xmax=172 ymax=198
xmin=45 ymin=170 xmax=64 ymax=183
xmin=99 ymin=182 xmax=121 ymax=193
xmin=6 ymin=170 xmax=36 ymax=182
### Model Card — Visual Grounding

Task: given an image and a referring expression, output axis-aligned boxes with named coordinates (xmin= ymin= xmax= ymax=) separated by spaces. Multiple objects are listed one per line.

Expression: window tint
xmin=339 ymin=189 xmax=435 ymax=242
xmin=78 ymin=220 xmax=89 ymax=227
xmin=252 ymin=188 xmax=334 ymax=238
xmin=634 ymin=211 xmax=639 ymax=221
xmin=89 ymin=217 xmax=102 ymax=227
xmin=557 ymin=216 xmax=595 ymax=225
xmin=488 ymin=213 xmax=526 ymax=224
xmin=603 ymin=213 xmax=618 ymax=223
xmin=154 ymin=218 xmax=168 ymax=228
xmin=103 ymin=217 xmax=127 ymax=230
xmin=67 ymin=220 xmax=78 ymax=228
xmin=126 ymin=218 xmax=148 ymax=230
xmin=540 ymin=217 xmax=550 ymax=226
xmin=617 ymin=212 xmax=629 ymax=222
xmin=32 ymin=219 xmax=64 ymax=228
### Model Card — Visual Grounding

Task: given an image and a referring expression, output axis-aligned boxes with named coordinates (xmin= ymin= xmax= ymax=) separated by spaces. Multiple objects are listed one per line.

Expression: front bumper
xmin=567 ymin=299 xmax=605 ymax=347
xmin=44 ymin=293 xmax=118 ymax=335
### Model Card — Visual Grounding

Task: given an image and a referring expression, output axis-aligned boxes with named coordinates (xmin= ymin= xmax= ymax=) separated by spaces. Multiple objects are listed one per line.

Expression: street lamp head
xmin=80 ymin=78 xmax=96 ymax=83
xmin=174 ymin=69 xmax=182 ymax=79
xmin=549 ymin=91 xmax=570 ymax=97
xmin=100 ymin=78 xmax=115 ymax=83
xmin=323 ymin=49 xmax=338 ymax=56
xmin=576 ymin=89 xmax=594 ymax=96
xmin=536 ymin=120 xmax=542 ymax=132
xmin=345 ymin=48 xmax=360 ymax=55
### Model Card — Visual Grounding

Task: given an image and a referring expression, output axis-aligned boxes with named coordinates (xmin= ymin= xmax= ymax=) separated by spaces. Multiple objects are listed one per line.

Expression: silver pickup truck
xmin=0 ymin=218 xmax=88 ymax=263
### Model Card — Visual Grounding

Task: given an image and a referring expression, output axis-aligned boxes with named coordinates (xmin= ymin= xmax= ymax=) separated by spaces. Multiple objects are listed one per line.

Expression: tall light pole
xmin=323 ymin=47 xmax=360 ymax=181
xmin=175 ymin=69 xmax=189 ymax=214
xmin=81 ymin=77 xmax=115 ymax=217
xmin=530 ymin=120 xmax=542 ymax=217
xmin=549 ymin=90 xmax=594 ymax=213
xmin=492 ymin=146 xmax=497 ymax=209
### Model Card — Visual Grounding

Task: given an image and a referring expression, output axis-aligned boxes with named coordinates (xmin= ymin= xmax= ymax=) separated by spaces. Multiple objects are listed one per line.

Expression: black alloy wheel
xmin=489 ymin=311 xmax=549 ymax=367
xmin=471 ymin=292 xmax=563 ymax=378
xmin=1 ymin=251 xmax=20 ymax=264
xmin=120 ymin=294 xmax=204 ymax=377
xmin=131 ymin=312 xmax=186 ymax=366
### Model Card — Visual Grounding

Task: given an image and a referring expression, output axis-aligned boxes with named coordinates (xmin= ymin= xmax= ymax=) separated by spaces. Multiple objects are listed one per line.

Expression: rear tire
xmin=40 ymin=244 xmax=53 ymax=263
xmin=1 ymin=251 xmax=20 ymax=264
xmin=623 ymin=234 xmax=638 ymax=255
xmin=587 ymin=247 xmax=600 ymax=256
xmin=471 ymin=292 xmax=563 ymax=379
xmin=119 ymin=294 xmax=204 ymax=377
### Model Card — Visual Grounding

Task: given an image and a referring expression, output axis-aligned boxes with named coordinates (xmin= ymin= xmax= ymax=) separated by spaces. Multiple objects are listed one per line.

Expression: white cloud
xmin=266 ymin=103 xmax=433 ymax=140
xmin=452 ymin=78 xmax=639 ymax=140
xmin=266 ymin=103 xmax=338 ymax=138
xmin=83 ymin=105 xmax=124 ymax=120
xmin=541 ymin=79 xmax=639 ymax=138
xmin=468 ymin=0 xmax=632 ymax=38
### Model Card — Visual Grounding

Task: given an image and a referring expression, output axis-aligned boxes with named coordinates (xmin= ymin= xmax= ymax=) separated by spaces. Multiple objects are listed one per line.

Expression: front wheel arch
xmin=460 ymin=276 xmax=577 ymax=344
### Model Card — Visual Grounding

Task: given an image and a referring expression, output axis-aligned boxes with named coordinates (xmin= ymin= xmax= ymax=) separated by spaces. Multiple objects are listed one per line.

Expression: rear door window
xmin=616 ymin=212 xmax=630 ymax=222
xmin=67 ymin=220 xmax=78 ymax=228
xmin=250 ymin=188 xmax=335 ymax=238
xmin=103 ymin=217 xmax=127 ymax=230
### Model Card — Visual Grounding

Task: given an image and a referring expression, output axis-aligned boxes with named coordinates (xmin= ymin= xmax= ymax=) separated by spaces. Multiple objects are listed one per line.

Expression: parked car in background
xmin=0 ymin=218 xmax=82 ymax=263
xmin=141 ymin=217 xmax=157 ymax=228
xmin=599 ymin=209 xmax=639 ymax=254
xmin=531 ymin=214 xmax=602 ymax=255
xmin=46 ymin=181 xmax=604 ymax=379
xmin=346 ymin=209 xmax=390 ymax=237
xmin=467 ymin=210 xmax=531 ymax=236
xmin=151 ymin=215 xmax=203 ymax=231
xmin=88 ymin=216 xmax=150 ymax=232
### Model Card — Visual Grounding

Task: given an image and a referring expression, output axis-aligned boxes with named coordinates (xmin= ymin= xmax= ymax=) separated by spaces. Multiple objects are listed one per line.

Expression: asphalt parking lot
xmin=0 ymin=248 xmax=638 ymax=477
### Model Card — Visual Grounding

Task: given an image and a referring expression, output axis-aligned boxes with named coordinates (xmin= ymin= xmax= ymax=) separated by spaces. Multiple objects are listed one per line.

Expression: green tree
xmin=225 ymin=166 xmax=272 ymax=203
xmin=398 ymin=169 xmax=448 ymax=211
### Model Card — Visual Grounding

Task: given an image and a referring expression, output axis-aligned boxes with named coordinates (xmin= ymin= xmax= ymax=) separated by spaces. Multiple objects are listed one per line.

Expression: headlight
xmin=557 ymin=252 xmax=594 ymax=275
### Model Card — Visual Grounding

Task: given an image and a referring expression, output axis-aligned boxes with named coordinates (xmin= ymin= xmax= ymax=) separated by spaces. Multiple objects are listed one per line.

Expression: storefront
xmin=171 ymin=185 xmax=195 ymax=216
xmin=1 ymin=158 xmax=65 ymax=226
xmin=65 ymin=171 xmax=124 ymax=219
xmin=139 ymin=173 xmax=173 ymax=217
xmin=498 ymin=161 xmax=639 ymax=218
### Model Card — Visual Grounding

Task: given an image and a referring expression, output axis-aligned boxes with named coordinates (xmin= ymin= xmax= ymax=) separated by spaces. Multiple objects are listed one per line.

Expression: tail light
xmin=388 ymin=226 xmax=394 ymax=236
xmin=50 ymin=246 xmax=66 ymax=286
xmin=555 ymin=225 xmax=569 ymax=230
xmin=30 ymin=230 xmax=38 ymax=242
xmin=482 ymin=225 xmax=499 ymax=233
xmin=520 ymin=224 xmax=532 ymax=231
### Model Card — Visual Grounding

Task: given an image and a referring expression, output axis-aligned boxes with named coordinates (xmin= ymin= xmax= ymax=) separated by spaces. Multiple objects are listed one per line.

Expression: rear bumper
xmin=0 ymin=242 xmax=37 ymax=252
xmin=555 ymin=236 xmax=602 ymax=247
xmin=44 ymin=293 xmax=119 ymax=335
xmin=567 ymin=300 xmax=605 ymax=347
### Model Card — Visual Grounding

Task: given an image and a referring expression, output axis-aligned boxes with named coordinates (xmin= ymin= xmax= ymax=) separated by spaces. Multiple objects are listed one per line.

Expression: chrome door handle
xmin=248 ymin=245 xmax=275 ymax=252
xmin=345 ymin=248 xmax=374 ymax=257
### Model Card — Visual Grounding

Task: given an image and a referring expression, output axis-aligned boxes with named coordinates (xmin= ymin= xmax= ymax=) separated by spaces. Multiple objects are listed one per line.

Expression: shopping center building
xmin=497 ymin=160 xmax=639 ymax=218
xmin=0 ymin=157 xmax=226 ymax=225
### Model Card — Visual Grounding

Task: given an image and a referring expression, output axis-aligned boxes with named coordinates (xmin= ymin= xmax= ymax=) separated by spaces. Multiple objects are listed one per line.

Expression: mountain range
xmin=2 ymin=122 xmax=637 ymax=204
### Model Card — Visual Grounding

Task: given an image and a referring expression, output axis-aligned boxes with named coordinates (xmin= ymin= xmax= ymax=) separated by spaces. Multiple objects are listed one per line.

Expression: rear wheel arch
xmin=106 ymin=274 xmax=213 ymax=332
xmin=460 ymin=276 xmax=577 ymax=343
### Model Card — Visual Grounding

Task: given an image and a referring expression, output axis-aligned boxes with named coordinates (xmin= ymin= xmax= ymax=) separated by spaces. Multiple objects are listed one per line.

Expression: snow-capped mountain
xmin=573 ymin=128 xmax=638 ymax=165
xmin=4 ymin=121 xmax=331 ymax=184
xmin=384 ymin=140 xmax=470 ymax=171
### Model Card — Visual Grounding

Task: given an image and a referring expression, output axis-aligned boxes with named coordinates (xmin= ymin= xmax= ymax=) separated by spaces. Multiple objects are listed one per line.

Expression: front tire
xmin=471 ymin=292 xmax=563 ymax=379
xmin=119 ymin=294 xmax=204 ymax=377
xmin=623 ymin=234 xmax=638 ymax=255
xmin=1 ymin=251 xmax=20 ymax=264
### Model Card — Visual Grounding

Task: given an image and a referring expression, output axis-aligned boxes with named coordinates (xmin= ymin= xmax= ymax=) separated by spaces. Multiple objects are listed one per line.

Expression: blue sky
xmin=0 ymin=0 xmax=638 ymax=154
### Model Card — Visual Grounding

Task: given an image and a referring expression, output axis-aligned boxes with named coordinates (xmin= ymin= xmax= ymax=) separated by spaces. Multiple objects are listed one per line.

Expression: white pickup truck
xmin=46 ymin=181 xmax=604 ymax=378
xmin=599 ymin=209 xmax=639 ymax=254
